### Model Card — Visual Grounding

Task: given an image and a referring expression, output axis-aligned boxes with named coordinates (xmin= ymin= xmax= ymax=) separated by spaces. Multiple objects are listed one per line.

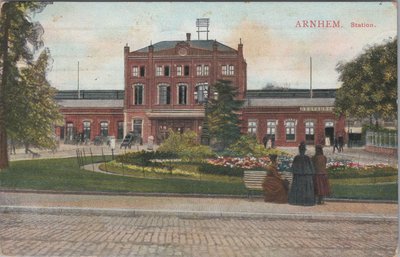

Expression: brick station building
xmin=123 ymin=33 xmax=246 ymax=144
xmin=55 ymin=33 xmax=345 ymax=147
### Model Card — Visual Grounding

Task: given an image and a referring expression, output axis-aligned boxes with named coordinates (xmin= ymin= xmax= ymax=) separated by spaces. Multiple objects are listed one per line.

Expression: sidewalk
xmin=281 ymin=146 xmax=398 ymax=166
xmin=0 ymin=191 xmax=397 ymax=222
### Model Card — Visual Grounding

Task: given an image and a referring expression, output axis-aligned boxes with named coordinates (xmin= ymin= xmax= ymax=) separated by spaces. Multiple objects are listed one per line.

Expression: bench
xmin=243 ymin=170 xmax=293 ymax=198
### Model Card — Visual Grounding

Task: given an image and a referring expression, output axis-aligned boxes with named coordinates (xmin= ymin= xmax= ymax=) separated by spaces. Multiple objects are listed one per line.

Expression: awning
xmin=147 ymin=110 xmax=205 ymax=119
xmin=346 ymin=127 xmax=362 ymax=133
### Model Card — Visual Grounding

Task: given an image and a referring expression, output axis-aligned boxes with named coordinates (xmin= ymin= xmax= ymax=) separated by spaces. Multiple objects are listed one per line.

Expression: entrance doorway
xmin=325 ymin=122 xmax=335 ymax=146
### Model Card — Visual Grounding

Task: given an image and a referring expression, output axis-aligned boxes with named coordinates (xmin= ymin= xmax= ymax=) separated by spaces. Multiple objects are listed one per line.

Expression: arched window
xmin=100 ymin=122 xmax=109 ymax=137
xmin=66 ymin=122 xmax=74 ymax=141
xmin=194 ymin=83 xmax=208 ymax=104
xmin=158 ymin=84 xmax=171 ymax=104
xmin=178 ymin=84 xmax=187 ymax=105
xmin=285 ymin=120 xmax=296 ymax=141
xmin=83 ymin=121 xmax=91 ymax=140
xmin=134 ymin=84 xmax=144 ymax=105
xmin=248 ymin=120 xmax=257 ymax=135
xmin=305 ymin=121 xmax=315 ymax=143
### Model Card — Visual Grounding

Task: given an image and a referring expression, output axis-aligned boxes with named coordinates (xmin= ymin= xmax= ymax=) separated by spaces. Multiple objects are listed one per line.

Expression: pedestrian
xmin=338 ymin=134 xmax=344 ymax=153
xmin=262 ymin=135 xmax=268 ymax=148
xmin=288 ymin=142 xmax=315 ymax=206
xmin=333 ymin=136 xmax=339 ymax=153
xmin=312 ymin=145 xmax=331 ymax=204
xmin=271 ymin=135 xmax=275 ymax=148
xmin=262 ymin=154 xmax=289 ymax=203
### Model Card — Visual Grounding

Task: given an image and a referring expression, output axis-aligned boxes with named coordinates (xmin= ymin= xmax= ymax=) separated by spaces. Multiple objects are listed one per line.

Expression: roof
xmin=246 ymin=89 xmax=336 ymax=98
xmin=57 ymin=99 xmax=124 ymax=108
xmin=135 ymin=40 xmax=237 ymax=53
xmin=55 ymin=90 xmax=124 ymax=100
xmin=245 ymin=98 xmax=335 ymax=107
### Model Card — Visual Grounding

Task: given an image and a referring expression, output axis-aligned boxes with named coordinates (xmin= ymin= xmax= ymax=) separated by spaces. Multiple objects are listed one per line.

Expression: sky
xmin=33 ymin=2 xmax=397 ymax=90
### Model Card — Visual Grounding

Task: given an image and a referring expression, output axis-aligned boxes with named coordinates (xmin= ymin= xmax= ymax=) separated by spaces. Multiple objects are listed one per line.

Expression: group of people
xmin=262 ymin=142 xmax=330 ymax=206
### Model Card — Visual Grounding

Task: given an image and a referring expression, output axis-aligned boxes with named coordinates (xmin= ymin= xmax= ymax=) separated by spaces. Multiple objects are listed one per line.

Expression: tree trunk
xmin=0 ymin=3 xmax=11 ymax=169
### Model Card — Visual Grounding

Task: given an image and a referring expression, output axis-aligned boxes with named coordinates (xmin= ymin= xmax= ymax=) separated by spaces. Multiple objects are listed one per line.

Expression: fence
xmin=365 ymin=131 xmax=398 ymax=148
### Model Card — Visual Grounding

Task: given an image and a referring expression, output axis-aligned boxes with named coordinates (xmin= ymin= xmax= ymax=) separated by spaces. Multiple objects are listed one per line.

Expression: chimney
xmin=124 ymin=43 xmax=130 ymax=55
xmin=238 ymin=38 xmax=243 ymax=56
xmin=186 ymin=33 xmax=191 ymax=41
xmin=148 ymin=42 xmax=154 ymax=53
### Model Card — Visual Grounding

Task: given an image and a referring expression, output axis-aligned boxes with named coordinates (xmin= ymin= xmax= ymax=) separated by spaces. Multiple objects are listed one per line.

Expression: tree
xmin=0 ymin=2 xmax=49 ymax=169
xmin=335 ymin=38 xmax=397 ymax=127
xmin=6 ymin=49 xmax=63 ymax=151
xmin=206 ymin=80 xmax=244 ymax=150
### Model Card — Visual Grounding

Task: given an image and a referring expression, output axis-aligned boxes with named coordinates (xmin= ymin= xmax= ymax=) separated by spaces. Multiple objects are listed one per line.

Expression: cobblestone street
xmin=0 ymin=211 xmax=397 ymax=257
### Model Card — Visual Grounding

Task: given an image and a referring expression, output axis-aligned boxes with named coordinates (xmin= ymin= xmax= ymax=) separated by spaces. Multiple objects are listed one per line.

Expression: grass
xmin=331 ymin=183 xmax=398 ymax=201
xmin=330 ymin=176 xmax=398 ymax=185
xmin=100 ymin=161 xmax=242 ymax=183
xmin=0 ymin=157 xmax=397 ymax=200
xmin=0 ymin=158 xmax=247 ymax=195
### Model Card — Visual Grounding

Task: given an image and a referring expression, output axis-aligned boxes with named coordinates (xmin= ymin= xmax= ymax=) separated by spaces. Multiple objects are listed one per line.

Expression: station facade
xmin=56 ymin=33 xmax=345 ymax=147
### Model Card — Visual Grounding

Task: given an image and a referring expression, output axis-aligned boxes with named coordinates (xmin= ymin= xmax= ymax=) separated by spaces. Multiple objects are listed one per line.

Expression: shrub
xmin=226 ymin=135 xmax=290 ymax=158
xmin=327 ymin=164 xmax=397 ymax=179
xmin=197 ymin=162 xmax=245 ymax=177
xmin=157 ymin=129 xmax=215 ymax=162
xmin=116 ymin=150 xmax=178 ymax=166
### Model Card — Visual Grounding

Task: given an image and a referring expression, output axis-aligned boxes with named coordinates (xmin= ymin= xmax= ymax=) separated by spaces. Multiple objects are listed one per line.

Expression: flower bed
xmin=327 ymin=160 xmax=397 ymax=179
xmin=207 ymin=155 xmax=293 ymax=172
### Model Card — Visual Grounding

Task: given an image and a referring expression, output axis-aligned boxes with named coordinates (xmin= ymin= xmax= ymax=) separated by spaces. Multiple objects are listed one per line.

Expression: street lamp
xmin=200 ymin=89 xmax=218 ymax=146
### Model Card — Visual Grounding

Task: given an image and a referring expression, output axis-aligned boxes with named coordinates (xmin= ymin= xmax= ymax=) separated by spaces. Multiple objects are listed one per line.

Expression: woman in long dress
xmin=312 ymin=145 xmax=331 ymax=204
xmin=288 ymin=142 xmax=315 ymax=206
xmin=262 ymin=154 xmax=288 ymax=203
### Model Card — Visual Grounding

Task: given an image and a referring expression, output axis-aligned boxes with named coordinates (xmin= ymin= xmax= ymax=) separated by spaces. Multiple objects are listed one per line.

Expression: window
xmin=229 ymin=65 xmax=235 ymax=75
xmin=117 ymin=121 xmax=124 ymax=139
xmin=164 ymin=66 xmax=170 ymax=76
xmin=159 ymin=84 xmax=171 ymax=104
xmin=83 ymin=121 xmax=91 ymax=140
xmin=100 ymin=122 xmax=109 ymax=137
xmin=196 ymin=65 xmax=202 ymax=76
xmin=222 ymin=65 xmax=227 ymax=75
xmin=66 ymin=123 xmax=74 ymax=141
xmin=156 ymin=66 xmax=163 ymax=76
xmin=140 ymin=66 xmax=145 ymax=77
xmin=184 ymin=65 xmax=190 ymax=76
xmin=248 ymin=120 xmax=257 ymax=135
xmin=133 ymin=119 xmax=142 ymax=137
xmin=267 ymin=121 xmax=277 ymax=137
xmin=132 ymin=66 xmax=139 ymax=77
xmin=285 ymin=120 xmax=296 ymax=141
xmin=305 ymin=121 xmax=315 ymax=142
xmin=134 ymin=84 xmax=144 ymax=105
xmin=195 ymin=83 xmax=208 ymax=104
xmin=177 ymin=66 xmax=182 ymax=76
xmin=178 ymin=84 xmax=187 ymax=105
xmin=222 ymin=65 xmax=234 ymax=75
xmin=196 ymin=65 xmax=210 ymax=76
xmin=204 ymin=65 xmax=209 ymax=76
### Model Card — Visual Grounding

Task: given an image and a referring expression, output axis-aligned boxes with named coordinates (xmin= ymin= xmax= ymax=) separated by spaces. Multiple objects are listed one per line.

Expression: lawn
xmin=0 ymin=158 xmax=247 ymax=195
xmin=0 ymin=158 xmax=397 ymax=200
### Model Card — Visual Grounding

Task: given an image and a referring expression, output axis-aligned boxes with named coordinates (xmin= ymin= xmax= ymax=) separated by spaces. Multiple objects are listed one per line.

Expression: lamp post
xmin=200 ymin=101 xmax=210 ymax=146
xmin=200 ymin=89 xmax=218 ymax=146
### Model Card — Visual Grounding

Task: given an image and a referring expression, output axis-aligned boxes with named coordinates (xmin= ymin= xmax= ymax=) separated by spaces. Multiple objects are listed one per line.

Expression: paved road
xmin=0 ymin=211 xmax=397 ymax=257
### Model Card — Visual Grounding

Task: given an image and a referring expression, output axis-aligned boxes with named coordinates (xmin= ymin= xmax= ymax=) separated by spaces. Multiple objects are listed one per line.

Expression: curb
xmin=0 ymin=189 xmax=397 ymax=204
xmin=0 ymin=206 xmax=397 ymax=222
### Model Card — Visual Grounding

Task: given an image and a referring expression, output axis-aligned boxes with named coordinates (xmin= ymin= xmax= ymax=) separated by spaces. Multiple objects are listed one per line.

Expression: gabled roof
xmin=135 ymin=40 xmax=237 ymax=53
